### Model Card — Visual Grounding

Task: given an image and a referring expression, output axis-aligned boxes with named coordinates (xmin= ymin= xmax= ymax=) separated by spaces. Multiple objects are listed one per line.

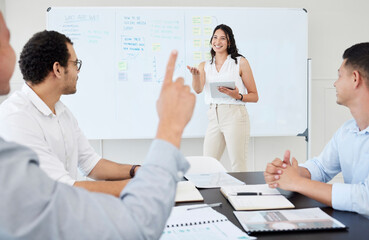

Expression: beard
xmin=63 ymin=87 xmax=77 ymax=95
xmin=63 ymin=76 xmax=78 ymax=95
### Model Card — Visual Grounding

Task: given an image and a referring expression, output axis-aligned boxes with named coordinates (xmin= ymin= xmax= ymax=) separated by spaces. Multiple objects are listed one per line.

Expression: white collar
xmin=21 ymin=83 xmax=65 ymax=117
xmin=346 ymin=120 xmax=369 ymax=135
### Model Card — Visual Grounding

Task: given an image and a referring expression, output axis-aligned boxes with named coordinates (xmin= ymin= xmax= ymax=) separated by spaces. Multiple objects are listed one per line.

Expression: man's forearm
xmin=155 ymin=123 xmax=183 ymax=148
xmin=74 ymin=179 xmax=130 ymax=197
xmin=88 ymin=159 xmax=136 ymax=180
xmin=294 ymin=177 xmax=332 ymax=206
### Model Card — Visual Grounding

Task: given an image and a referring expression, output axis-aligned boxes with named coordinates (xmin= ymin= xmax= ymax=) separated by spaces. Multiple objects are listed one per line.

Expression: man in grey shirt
xmin=0 ymin=12 xmax=195 ymax=239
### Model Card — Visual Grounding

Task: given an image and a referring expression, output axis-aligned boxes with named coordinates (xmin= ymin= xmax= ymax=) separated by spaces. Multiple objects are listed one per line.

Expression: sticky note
xmin=192 ymin=16 xmax=201 ymax=25
xmin=193 ymin=51 xmax=202 ymax=60
xmin=193 ymin=39 xmax=201 ymax=48
xmin=118 ymin=61 xmax=127 ymax=71
xmin=152 ymin=43 xmax=161 ymax=52
xmin=204 ymin=52 xmax=212 ymax=60
xmin=204 ymin=27 xmax=213 ymax=36
xmin=193 ymin=27 xmax=201 ymax=35
xmin=203 ymin=16 xmax=212 ymax=25
xmin=204 ymin=39 xmax=211 ymax=48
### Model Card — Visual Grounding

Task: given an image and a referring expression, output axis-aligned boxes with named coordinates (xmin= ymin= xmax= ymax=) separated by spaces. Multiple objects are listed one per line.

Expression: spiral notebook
xmin=234 ymin=207 xmax=347 ymax=234
xmin=160 ymin=204 xmax=254 ymax=239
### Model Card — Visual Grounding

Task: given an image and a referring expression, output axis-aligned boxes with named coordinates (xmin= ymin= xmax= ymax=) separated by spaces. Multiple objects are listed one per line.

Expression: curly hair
xmin=343 ymin=42 xmax=369 ymax=88
xmin=19 ymin=30 xmax=72 ymax=84
xmin=210 ymin=24 xmax=243 ymax=64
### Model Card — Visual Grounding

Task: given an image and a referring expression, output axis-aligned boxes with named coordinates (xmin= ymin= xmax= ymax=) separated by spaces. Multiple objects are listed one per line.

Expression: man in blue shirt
xmin=0 ymin=12 xmax=196 ymax=239
xmin=264 ymin=42 xmax=369 ymax=217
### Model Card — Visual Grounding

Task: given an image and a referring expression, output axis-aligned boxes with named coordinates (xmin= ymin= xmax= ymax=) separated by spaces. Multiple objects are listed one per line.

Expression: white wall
xmin=3 ymin=0 xmax=368 ymax=178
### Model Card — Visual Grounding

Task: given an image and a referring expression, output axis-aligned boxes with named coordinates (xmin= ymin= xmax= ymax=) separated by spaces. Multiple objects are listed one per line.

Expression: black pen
xmin=229 ymin=192 xmax=281 ymax=196
xmin=234 ymin=192 xmax=261 ymax=196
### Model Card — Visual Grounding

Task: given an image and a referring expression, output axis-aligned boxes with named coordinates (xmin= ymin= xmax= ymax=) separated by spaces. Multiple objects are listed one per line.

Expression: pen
xmin=232 ymin=192 xmax=261 ymax=196
xmin=187 ymin=202 xmax=222 ymax=211
xmin=229 ymin=192 xmax=282 ymax=196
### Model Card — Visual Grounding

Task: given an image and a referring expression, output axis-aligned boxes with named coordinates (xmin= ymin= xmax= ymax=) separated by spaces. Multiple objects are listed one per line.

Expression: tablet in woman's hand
xmin=210 ymin=81 xmax=235 ymax=98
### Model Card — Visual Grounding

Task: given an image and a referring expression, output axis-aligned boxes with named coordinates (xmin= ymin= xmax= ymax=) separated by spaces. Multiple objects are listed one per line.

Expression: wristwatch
xmin=239 ymin=93 xmax=243 ymax=101
xmin=129 ymin=165 xmax=140 ymax=178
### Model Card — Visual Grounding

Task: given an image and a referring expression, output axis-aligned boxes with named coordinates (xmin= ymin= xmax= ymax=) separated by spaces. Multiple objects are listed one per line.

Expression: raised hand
xmin=156 ymin=51 xmax=196 ymax=148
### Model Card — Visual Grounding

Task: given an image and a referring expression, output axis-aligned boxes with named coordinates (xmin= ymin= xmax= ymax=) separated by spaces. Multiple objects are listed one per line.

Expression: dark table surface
xmin=177 ymin=172 xmax=369 ymax=239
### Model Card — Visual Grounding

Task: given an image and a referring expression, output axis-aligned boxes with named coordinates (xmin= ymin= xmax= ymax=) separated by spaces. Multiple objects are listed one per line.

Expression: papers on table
xmin=185 ymin=172 xmax=245 ymax=188
xmin=160 ymin=204 xmax=255 ymax=240
xmin=234 ymin=207 xmax=347 ymax=233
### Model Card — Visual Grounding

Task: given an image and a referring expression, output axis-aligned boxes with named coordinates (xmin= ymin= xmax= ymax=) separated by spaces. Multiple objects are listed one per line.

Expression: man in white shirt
xmin=0 ymin=30 xmax=143 ymax=197
xmin=0 ymin=12 xmax=197 ymax=239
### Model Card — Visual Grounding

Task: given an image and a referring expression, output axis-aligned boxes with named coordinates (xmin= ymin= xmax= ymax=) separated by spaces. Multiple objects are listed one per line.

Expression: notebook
xmin=175 ymin=181 xmax=204 ymax=203
xmin=160 ymin=204 xmax=255 ymax=240
xmin=234 ymin=207 xmax=347 ymax=233
xmin=220 ymin=184 xmax=294 ymax=210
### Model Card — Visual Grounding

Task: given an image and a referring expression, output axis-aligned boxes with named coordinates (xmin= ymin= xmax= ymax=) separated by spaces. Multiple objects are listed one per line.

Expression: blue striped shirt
xmin=0 ymin=139 xmax=189 ymax=239
xmin=301 ymin=119 xmax=369 ymax=217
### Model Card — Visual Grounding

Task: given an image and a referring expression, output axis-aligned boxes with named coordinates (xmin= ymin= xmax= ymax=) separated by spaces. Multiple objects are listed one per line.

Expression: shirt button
xmin=177 ymin=171 xmax=184 ymax=179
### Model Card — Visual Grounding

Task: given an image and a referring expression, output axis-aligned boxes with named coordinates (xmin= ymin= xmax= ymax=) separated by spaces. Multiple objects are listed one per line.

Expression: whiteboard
xmin=47 ymin=7 xmax=308 ymax=139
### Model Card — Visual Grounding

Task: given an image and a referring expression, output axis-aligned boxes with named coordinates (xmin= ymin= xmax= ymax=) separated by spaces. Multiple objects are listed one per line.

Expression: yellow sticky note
xmin=193 ymin=27 xmax=201 ymax=35
xmin=152 ymin=43 xmax=161 ymax=52
xmin=193 ymin=39 xmax=201 ymax=48
xmin=204 ymin=39 xmax=211 ymax=48
xmin=203 ymin=16 xmax=212 ymax=25
xmin=193 ymin=51 xmax=202 ymax=60
xmin=204 ymin=52 xmax=212 ymax=61
xmin=118 ymin=61 xmax=127 ymax=71
xmin=192 ymin=16 xmax=201 ymax=25
xmin=204 ymin=27 xmax=213 ymax=36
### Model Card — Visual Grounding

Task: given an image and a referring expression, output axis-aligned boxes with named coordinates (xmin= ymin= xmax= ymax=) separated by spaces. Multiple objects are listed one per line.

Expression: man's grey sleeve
xmin=0 ymin=139 xmax=189 ymax=240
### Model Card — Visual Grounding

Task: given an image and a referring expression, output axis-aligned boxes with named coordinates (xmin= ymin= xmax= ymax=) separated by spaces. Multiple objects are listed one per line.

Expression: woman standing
xmin=187 ymin=24 xmax=258 ymax=171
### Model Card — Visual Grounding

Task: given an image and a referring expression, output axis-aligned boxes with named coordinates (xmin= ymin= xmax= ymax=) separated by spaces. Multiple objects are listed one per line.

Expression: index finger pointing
xmin=163 ymin=50 xmax=178 ymax=85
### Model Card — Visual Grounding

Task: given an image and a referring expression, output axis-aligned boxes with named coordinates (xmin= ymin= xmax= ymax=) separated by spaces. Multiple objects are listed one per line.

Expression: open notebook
xmin=220 ymin=184 xmax=294 ymax=210
xmin=160 ymin=204 xmax=254 ymax=240
xmin=234 ymin=207 xmax=347 ymax=233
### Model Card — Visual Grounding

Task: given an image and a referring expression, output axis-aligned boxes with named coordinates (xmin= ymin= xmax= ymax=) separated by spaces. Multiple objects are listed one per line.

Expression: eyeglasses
xmin=70 ymin=59 xmax=82 ymax=71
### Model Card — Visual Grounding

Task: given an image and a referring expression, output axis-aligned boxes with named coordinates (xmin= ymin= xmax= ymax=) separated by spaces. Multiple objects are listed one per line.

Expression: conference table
xmin=177 ymin=172 xmax=369 ymax=239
